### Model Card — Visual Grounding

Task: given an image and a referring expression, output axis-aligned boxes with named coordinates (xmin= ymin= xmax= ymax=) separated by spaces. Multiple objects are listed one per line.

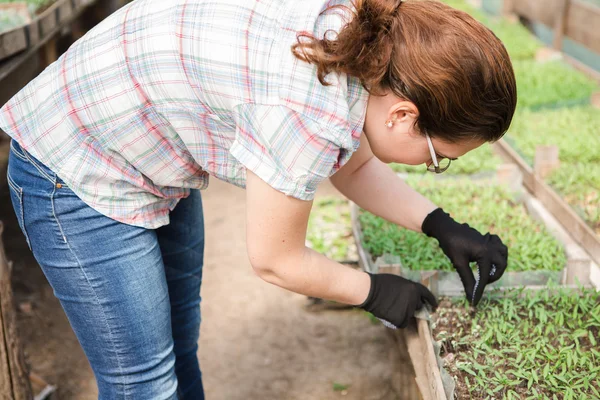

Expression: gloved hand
xmin=422 ymin=208 xmax=508 ymax=306
xmin=357 ymin=273 xmax=438 ymax=329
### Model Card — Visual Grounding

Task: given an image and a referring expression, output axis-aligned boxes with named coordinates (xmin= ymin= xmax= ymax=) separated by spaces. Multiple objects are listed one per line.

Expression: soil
xmin=1 ymin=175 xmax=414 ymax=400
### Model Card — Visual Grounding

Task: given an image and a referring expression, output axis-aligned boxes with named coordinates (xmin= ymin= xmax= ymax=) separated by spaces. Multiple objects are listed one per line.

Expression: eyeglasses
xmin=425 ymin=132 xmax=454 ymax=174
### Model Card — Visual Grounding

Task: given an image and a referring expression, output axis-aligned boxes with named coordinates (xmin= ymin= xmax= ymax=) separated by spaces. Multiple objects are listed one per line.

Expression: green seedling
xmin=434 ymin=285 xmax=600 ymax=399
xmin=513 ymin=60 xmax=598 ymax=110
xmin=332 ymin=382 xmax=349 ymax=392
xmin=508 ymin=106 xmax=600 ymax=164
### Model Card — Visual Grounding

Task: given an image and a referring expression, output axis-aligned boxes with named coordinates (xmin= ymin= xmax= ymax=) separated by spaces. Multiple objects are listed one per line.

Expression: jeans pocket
xmin=7 ymin=169 xmax=31 ymax=250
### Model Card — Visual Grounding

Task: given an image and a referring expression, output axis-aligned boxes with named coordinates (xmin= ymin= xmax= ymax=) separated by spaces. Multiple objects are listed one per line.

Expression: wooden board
xmin=402 ymin=319 xmax=447 ymax=400
xmin=514 ymin=0 xmax=600 ymax=54
xmin=34 ymin=0 xmax=72 ymax=37
xmin=565 ymin=0 xmax=600 ymax=54
xmin=493 ymin=139 xmax=600 ymax=267
xmin=0 ymin=221 xmax=33 ymax=400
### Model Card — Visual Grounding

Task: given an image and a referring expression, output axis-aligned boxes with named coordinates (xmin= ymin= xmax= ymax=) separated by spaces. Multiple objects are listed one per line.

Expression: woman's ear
xmin=388 ymin=101 xmax=419 ymax=124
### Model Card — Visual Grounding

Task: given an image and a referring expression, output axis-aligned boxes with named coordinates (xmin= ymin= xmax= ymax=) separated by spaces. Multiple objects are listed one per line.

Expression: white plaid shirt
xmin=0 ymin=0 xmax=368 ymax=228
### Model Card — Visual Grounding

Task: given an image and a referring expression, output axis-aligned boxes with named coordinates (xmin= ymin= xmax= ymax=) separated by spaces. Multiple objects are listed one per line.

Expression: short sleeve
xmin=230 ymin=103 xmax=355 ymax=200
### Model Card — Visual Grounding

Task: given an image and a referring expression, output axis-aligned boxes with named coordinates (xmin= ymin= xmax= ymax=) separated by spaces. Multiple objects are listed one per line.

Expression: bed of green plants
xmin=358 ymin=176 xmax=566 ymax=271
xmin=390 ymin=143 xmax=501 ymax=175
xmin=507 ymin=106 xmax=600 ymax=163
xmin=513 ymin=60 xmax=598 ymax=110
xmin=306 ymin=196 xmax=357 ymax=262
xmin=434 ymin=286 xmax=600 ymax=399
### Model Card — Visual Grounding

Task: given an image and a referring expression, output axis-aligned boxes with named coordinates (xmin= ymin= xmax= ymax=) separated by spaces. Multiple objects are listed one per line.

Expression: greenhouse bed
xmin=351 ymin=169 xmax=594 ymax=298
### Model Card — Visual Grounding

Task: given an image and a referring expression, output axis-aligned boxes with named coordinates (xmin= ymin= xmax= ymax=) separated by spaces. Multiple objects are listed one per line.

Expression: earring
xmin=385 ymin=120 xmax=393 ymax=128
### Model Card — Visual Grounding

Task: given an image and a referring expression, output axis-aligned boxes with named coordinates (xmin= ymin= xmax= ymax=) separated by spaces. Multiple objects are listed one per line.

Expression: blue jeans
xmin=7 ymin=140 xmax=205 ymax=399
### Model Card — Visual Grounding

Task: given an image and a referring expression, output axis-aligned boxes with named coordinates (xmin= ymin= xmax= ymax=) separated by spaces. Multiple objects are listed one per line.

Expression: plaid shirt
xmin=0 ymin=0 xmax=367 ymax=228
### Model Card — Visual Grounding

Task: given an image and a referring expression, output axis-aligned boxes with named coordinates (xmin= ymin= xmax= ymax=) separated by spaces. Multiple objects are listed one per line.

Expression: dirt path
xmin=3 ymin=177 xmax=408 ymax=399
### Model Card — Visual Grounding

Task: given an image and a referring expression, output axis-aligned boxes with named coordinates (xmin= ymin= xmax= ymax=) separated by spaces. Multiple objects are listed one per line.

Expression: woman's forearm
xmin=256 ymin=247 xmax=371 ymax=306
xmin=332 ymin=156 xmax=438 ymax=232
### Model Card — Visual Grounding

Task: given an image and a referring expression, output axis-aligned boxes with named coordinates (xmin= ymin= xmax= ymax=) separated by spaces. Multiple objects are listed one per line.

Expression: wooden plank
xmin=57 ymin=0 xmax=74 ymax=25
xmin=492 ymin=139 xmax=535 ymax=192
xmin=402 ymin=318 xmax=447 ymax=400
xmin=403 ymin=322 xmax=429 ymax=400
xmin=513 ymin=0 xmax=600 ymax=56
xmin=417 ymin=319 xmax=446 ymax=400
xmin=0 ymin=222 xmax=33 ymax=399
xmin=552 ymin=0 xmax=570 ymax=50
xmin=513 ymin=0 xmax=562 ymax=27
xmin=386 ymin=329 xmax=423 ymax=399
xmin=493 ymin=140 xmax=600 ymax=267
xmin=38 ymin=0 xmax=61 ymax=38
xmin=502 ymin=0 xmax=515 ymax=16
xmin=565 ymin=0 xmax=600 ymax=54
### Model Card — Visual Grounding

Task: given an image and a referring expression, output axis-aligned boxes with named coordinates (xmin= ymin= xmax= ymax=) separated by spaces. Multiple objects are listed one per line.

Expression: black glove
xmin=357 ymin=273 xmax=438 ymax=329
xmin=422 ymin=208 xmax=508 ymax=306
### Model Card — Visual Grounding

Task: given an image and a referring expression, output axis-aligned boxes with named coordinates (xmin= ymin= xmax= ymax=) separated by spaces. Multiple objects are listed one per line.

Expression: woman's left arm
xmin=330 ymin=133 xmax=438 ymax=232
xmin=331 ymin=134 xmax=509 ymax=306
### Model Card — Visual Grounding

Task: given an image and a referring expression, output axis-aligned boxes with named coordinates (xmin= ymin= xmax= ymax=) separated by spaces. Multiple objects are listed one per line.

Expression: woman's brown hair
xmin=291 ymin=0 xmax=517 ymax=143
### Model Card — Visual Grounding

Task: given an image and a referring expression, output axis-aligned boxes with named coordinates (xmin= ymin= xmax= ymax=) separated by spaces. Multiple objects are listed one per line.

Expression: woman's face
xmin=363 ymin=92 xmax=484 ymax=166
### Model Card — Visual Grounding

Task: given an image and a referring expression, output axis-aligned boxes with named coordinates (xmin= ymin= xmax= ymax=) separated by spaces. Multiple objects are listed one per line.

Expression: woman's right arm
xmin=244 ymin=170 xmax=437 ymax=328
xmin=245 ymin=169 xmax=372 ymax=306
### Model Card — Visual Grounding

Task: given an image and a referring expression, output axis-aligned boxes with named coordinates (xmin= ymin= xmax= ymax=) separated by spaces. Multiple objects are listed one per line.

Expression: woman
xmin=0 ymin=0 xmax=514 ymax=397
